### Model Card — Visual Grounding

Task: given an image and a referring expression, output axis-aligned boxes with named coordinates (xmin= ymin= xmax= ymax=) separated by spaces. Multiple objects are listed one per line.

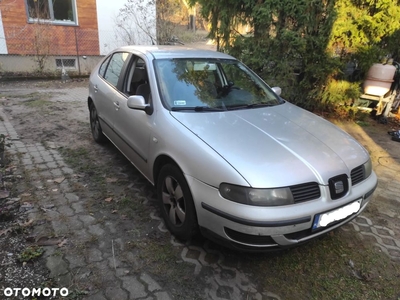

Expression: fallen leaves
xmin=106 ymin=177 xmax=118 ymax=183
xmin=36 ymin=237 xmax=63 ymax=246
xmin=0 ymin=189 xmax=10 ymax=199
xmin=18 ymin=219 xmax=34 ymax=228
xmin=54 ymin=177 xmax=65 ymax=184
xmin=104 ymin=197 xmax=113 ymax=202
xmin=34 ymin=236 xmax=68 ymax=247
xmin=0 ymin=227 xmax=13 ymax=237
xmin=57 ymin=238 xmax=68 ymax=247
xmin=20 ymin=202 xmax=34 ymax=210
xmin=0 ymin=219 xmax=35 ymax=237
xmin=46 ymin=141 xmax=58 ymax=149
xmin=348 ymin=259 xmax=374 ymax=282
xmin=40 ymin=204 xmax=55 ymax=212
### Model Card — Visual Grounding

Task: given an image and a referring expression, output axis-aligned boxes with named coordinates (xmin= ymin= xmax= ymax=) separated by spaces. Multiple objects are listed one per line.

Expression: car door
xmin=111 ymin=55 xmax=154 ymax=179
xmin=94 ymin=52 xmax=130 ymax=139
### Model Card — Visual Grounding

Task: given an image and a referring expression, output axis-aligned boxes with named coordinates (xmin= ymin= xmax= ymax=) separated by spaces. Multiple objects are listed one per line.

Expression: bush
xmin=194 ymin=0 xmax=400 ymax=118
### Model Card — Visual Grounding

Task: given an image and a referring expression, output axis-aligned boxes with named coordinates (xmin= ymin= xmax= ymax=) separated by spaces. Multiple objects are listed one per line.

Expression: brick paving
xmin=0 ymin=107 xmax=173 ymax=300
xmin=0 ymin=87 xmax=281 ymax=299
xmin=0 ymin=85 xmax=399 ymax=299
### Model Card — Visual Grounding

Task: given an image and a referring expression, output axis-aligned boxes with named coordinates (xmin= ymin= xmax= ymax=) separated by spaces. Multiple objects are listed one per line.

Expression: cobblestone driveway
xmin=0 ymin=83 xmax=399 ymax=299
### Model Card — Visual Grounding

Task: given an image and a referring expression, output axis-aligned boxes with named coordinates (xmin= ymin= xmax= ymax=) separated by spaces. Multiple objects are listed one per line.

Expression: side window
xmin=104 ymin=52 xmax=129 ymax=88
xmin=125 ymin=57 xmax=151 ymax=103
xmin=99 ymin=56 xmax=111 ymax=78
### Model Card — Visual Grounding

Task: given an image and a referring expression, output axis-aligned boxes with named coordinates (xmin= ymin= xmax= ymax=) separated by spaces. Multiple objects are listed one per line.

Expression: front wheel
xmin=157 ymin=164 xmax=198 ymax=241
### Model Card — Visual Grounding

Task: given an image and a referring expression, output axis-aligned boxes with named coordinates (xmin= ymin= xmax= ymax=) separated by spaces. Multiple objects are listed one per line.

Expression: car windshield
xmin=154 ymin=58 xmax=283 ymax=111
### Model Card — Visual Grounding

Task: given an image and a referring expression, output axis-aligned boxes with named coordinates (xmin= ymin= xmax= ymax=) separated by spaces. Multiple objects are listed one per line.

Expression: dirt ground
xmin=0 ymin=78 xmax=399 ymax=300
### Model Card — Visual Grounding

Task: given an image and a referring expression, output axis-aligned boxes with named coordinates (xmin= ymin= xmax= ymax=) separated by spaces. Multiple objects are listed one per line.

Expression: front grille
xmin=351 ymin=165 xmax=365 ymax=186
xmin=290 ymin=182 xmax=321 ymax=203
xmin=285 ymin=228 xmax=312 ymax=240
xmin=224 ymin=227 xmax=276 ymax=246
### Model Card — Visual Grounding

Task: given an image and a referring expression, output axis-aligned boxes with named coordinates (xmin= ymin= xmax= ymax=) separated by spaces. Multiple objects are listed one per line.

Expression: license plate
xmin=312 ymin=199 xmax=361 ymax=230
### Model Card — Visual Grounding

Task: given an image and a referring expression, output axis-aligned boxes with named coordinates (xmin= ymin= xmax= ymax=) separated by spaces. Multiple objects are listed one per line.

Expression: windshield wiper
xmin=171 ymin=106 xmax=225 ymax=112
xmin=227 ymin=103 xmax=276 ymax=110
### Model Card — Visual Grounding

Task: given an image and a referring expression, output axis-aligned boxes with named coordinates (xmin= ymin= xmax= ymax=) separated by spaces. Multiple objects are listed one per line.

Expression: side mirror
xmin=127 ymin=95 xmax=153 ymax=115
xmin=271 ymin=87 xmax=282 ymax=96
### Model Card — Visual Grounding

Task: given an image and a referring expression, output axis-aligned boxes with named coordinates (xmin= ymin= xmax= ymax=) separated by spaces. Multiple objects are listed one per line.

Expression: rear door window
xmin=99 ymin=56 xmax=111 ymax=78
xmin=104 ymin=52 xmax=129 ymax=88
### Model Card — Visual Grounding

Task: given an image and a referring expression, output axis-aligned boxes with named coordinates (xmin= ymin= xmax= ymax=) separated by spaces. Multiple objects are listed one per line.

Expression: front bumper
xmin=186 ymin=172 xmax=377 ymax=251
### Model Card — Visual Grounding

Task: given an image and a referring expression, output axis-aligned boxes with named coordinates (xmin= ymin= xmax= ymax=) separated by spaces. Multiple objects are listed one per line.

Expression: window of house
xmin=55 ymin=58 xmax=77 ymax=69
xmin=26 ymin=0 xmax=78 ymax=25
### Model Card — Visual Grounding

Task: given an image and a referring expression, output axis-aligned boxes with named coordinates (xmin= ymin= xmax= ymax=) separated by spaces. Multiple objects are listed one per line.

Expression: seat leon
xmin=88 ymin=46 xmax=377 ymax=251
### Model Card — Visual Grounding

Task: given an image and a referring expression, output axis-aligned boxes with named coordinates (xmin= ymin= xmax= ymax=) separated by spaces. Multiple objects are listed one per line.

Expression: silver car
xmin=88 ymin=46 xmax=377 ymax=250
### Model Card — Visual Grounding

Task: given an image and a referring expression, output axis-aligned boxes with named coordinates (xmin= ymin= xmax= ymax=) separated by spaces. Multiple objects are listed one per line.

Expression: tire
xmin=157 ymin=164 xmax=198 ymax=241
xmin=89 ymin=102 xmax=107 ymax=143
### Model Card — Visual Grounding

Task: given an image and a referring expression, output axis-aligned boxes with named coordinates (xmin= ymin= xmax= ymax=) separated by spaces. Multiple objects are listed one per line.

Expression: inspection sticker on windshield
xmin=174 ymin=100 xmax=187 ymax=106
xmin=312 ymin=199 xmax=361 ymax=230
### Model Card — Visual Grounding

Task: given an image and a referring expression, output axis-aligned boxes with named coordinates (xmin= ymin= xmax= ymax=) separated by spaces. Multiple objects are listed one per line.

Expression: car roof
xmin=117 ymin=45 xmax=236 ymax=60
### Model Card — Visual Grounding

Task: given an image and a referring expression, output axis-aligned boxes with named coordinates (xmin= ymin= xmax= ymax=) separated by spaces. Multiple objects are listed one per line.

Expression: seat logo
xmin=334 ymin=181 xmax=344 ymax=194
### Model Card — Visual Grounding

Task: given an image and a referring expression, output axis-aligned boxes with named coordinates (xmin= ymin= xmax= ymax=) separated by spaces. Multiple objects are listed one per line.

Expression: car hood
xmin=170 ymin=102 xmax=369 ymax=188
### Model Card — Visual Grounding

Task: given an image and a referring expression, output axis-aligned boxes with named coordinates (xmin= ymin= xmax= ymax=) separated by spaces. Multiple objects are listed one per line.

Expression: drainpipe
xmin=74 ymin=27 xmax=81 ymax=76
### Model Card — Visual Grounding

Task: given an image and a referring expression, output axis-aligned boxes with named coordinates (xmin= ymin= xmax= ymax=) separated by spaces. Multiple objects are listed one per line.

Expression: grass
xmin=18 ymin=246 xmax=45 ymax=262
xmin=18 ymin=92 xmax=53 ymax=110
xmin=356 ymin=120 xmax=370 ymax=127
xmin=118 ymin=196 xmax=149 ymax=218
xmin=57 ymin=144 xmax=399 ymax=299
xmin=0 ymin=92 xmax=40 ymax=99
xmin=59 ymin=147 xmax=108 ymax=187
xmin=174 ymin=27 xmax=209 ymax=43
xmin=136 ymin=240 xmax=195 ymax=282
xmin=50 ymin=118 xmax=399 ymax=299
xmin=240 ymin=229 xmax=399 ymax=300
xmin=23 ymin=98 xmax=50 ymax=108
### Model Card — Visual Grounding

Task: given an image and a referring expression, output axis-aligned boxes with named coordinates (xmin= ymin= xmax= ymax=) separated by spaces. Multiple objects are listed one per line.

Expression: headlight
xmin=219 ymin=183 xmax=294 ymax=206
xmin=364 ymin=158 xmax=372 ymax=179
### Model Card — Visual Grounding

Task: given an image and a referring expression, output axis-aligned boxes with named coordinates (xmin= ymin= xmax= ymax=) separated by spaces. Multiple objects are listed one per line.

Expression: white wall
xmin=96 ymin=0 xmax=156 ymax=55
xmin=0 ymin=11 xmax=8 ymax=55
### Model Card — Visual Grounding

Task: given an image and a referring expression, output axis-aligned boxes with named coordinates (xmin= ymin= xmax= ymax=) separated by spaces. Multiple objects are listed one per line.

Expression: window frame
xmin=25 ymin=0 xmax=79 ymax=26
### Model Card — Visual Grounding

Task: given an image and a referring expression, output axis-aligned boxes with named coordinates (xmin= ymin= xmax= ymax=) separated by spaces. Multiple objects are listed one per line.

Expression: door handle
xmin=114 ymin=101 xmax=120 ymax=108
xmin=93 ymin=85 xmax=98 ymax=92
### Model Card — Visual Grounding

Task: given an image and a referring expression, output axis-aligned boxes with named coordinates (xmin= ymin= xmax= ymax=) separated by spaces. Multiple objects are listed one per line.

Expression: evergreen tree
xmin=192 ymin=0 xmax=400 ymax=112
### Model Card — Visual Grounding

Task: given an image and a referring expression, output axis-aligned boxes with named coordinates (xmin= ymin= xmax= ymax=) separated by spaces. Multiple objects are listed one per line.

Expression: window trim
xmin=25 ymin=0 xmax=79 ymax=26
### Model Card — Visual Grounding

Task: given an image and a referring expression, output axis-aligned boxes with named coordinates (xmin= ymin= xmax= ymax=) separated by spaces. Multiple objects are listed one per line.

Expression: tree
xmin=117 ymin=0 xmax=182 ymax=45
xmin=191 ymin=0 xmax=400 ymax=113
xmin=329 ymin=0 xmax=400 ymax=69
xmin=116 ymin=0 xmax=157 ymax=45
xmin=29 ymin=0 xmax=52 ymax=73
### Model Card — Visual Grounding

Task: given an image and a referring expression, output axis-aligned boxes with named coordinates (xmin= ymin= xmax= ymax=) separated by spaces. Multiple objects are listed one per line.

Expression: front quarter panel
xmin=149 ymin=110 xmax=249 ymax=188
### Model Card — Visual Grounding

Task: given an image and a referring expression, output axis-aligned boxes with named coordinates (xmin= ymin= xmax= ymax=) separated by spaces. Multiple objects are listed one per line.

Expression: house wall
xmin=0 ymin=0 xmax=100 ymax=56
xmin=0 ymin=11 xmax=7 ymax=54
xmin=96 ymin=0 xmax=156 ymax=55
xmin=0 ymin=55 xmax=102 ymax=76
xmin=0 ymin=0 xmax=157 ymax=76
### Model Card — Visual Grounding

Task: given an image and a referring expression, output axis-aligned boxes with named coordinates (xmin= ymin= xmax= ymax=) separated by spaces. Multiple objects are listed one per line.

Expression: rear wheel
xmin=157 ymin=164 xmax=198 ymax=241
xmin=89 ymin=102 xmax=107 ymax=143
